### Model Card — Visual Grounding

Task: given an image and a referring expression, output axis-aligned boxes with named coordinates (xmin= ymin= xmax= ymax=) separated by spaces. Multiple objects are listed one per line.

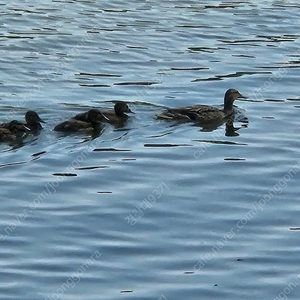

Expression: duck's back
xmin=0 ymin=127 xmax=16 ymax=142
xmin=73 ymin=111 xmax=89 ymax=122
xmin=54 ymin=119 xmax=93 ymax=132
xmin=185 ymin=105 xmax=227 ymax=122
xmin=0 ymin=122 xmax=10 ymax=129
xmin=74 ymin=107 xmax=128 ymax=125
xmin=158 ymin=104 xmax=229 ymax=122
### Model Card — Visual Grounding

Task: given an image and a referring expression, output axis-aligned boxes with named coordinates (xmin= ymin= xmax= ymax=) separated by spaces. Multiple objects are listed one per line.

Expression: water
xmin=1 ymin=1 xmax=300 ymax=299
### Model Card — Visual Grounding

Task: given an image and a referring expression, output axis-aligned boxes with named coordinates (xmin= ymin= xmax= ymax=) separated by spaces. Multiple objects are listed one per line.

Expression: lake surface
xmin=1 ymin=1 xmax=300 ymax=299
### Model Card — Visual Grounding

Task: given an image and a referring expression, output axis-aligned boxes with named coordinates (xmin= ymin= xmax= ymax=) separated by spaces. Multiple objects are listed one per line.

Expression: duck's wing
xmin=185 ymin=105 xmax=225 ymax=122
xmin=0 ymin=128 xmax=14 ymax=142
xmin=0 ymin=127 xmax=11 ymax=135
xmin=157 ymin=105 xmax=220 ymax=121
xmin=182 ymin=105 xmax=219 ymax=113
xmin=157 ymin=107 xmax=194 ymax=121
xmin=0 ymin=122 xmax=10 ymax=129
xmin=54 ymin=120 xmax=92 ymax=132
xmin=75 ymin=120 xmax=94 ymax=132
xmin=54 ymin=121 xmax=69 ymax=132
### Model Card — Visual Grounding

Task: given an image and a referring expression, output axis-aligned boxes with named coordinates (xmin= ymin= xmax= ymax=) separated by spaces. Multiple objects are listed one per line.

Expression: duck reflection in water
xmin=189 ymin=117 xmax=248 ymax=136
xmin=225 ymin=118 xmax=248 ymax=137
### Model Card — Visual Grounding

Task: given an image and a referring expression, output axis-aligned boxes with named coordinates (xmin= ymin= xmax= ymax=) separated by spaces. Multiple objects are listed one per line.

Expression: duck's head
xmin=87 ymin=109 xmax=107 ymax=124
xmin=224 ymin=89 xmax=246 ymax=110
xmin=114 ymin=102 xmax=133 ymax=116
xmin=25 ymin=111 xmax=45 ymax=124
xmin=9 ymin=120 xmax=29 ymax=136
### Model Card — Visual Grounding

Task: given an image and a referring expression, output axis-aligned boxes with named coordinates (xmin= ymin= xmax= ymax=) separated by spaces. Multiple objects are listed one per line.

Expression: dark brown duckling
xmin=157 ymin=89 xmax=245 ymax=123
xmin=74 ymin=102 xmax=133 ymax=125
xmin=0 ymin=111 xmax=44 ymax=133
xmin=102 ymin=102 xmax=133 ymax=123
xmin=54 ymin=109 xmax=104 ymax=133
xmin=24 ymin=110 xmax=45 ymax=132
xmin=0 ymin=120 xmax=28 ymax=142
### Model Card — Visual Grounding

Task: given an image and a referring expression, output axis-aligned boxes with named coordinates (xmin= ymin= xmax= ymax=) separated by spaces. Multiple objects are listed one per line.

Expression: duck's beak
xmin=237 ymin=92 xmax=247 ymax=99
xmin=38 ymin=116 xmax=46 ymax=123
xmin=127 ymin=108 xmax=135 ymax=114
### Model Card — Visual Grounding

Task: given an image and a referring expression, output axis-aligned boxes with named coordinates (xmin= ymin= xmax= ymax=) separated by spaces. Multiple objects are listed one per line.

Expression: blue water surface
xmin=1 ymin=1 xmax=300 ymax=299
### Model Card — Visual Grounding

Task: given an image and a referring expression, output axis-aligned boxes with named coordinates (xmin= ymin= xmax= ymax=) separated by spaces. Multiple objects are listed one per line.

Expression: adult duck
xmin=74 ymin=102 xmax=133 ymax=125
xmin=0 ymin=120 xmax=28 ymax=142
xmin=54 ymin=109 xmax=104 ymax=133
xmin=157 ymin=89 xmax=245 ymax=123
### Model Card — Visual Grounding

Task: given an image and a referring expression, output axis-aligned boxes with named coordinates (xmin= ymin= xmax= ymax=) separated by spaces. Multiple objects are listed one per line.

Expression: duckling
xmin=74 ymin=102 xmax=133 ymax=125
xmin=157 ymin=89 xmax=245 ymax=123
xmin=0 ymin=120 xmax=28 ymax=142
xmin=0 ymin=111 xmax=44 ymax=133
xmin=54 ymin=109 xmax=104 ymax=133
xmin=24 ymin=110 xmax=45 ymax=132
xmin=102 ymin=102 xmax=133 ymax=123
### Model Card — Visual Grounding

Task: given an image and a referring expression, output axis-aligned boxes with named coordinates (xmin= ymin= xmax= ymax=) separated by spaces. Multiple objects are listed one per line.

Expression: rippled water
xmin=1 ymin=1 xmax=300 ymax=299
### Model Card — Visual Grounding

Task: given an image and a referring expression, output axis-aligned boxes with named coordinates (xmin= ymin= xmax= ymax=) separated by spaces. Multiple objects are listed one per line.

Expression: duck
xmin=0 ymin=111 xmax=44 ymax=133
xmin=157 ymin=89 xmax=245 ymax=123
xmin=0 ymin=120 xmax=29 ymax=142
xmin=24 ymin=110 xmax=45 ymax=132
xmin=74 ymin=102 xmax=133 ymax=125
xmin=102 ymin=102 xmax=133 ymax=123
xmin=54 ymin=109 xmax=104 ymax=133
